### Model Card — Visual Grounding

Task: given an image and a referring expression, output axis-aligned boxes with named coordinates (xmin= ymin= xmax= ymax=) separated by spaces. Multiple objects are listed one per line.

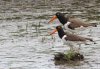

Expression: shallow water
xmin=0 ymin=0 xmax=100 ymax=69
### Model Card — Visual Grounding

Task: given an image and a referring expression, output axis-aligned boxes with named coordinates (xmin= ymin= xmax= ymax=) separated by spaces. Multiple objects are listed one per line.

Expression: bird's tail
xmin=85 ymin=38 xmax=93 ymax=42
xmin=91 ymin=23 xmax=97 ymax=27
xmin=85 ymin=38 xmax=97 ymax=44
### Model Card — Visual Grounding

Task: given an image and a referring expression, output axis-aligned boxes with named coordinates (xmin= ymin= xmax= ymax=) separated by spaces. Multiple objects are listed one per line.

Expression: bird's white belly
xmin=64 ymin=22 xmax=71 ymax=30
xmin=64 ymin=22 xmax=76 ymax=33
xmin=62 ymin=35 xmax=67 ymax=44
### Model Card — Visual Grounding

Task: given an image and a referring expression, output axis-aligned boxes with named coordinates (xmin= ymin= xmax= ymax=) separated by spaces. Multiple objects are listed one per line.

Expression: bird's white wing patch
xmin=64 ymin=22 xmax=71 ymax=29
xmin=64 ymin=22 xmax=75 ymax=33
xmin=62 ymin=35 xmax=67 ymax=44
xmin=62 ymin=35 xmax=67 ymax=40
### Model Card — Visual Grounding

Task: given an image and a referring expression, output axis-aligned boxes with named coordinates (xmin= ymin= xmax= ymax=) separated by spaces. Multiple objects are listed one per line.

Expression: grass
xmin=3 ymin=0 xmax=11 ymax=2
xmin=54 ymin=50 xmax=84 ymax=62
xmin=18 ymin=29 xmax=25 ymax=32
xmin=6 ymin=17 xmax=21 ymax=20
xmin=34 ymin=15 xmax=47 ymax=19
xmin=31 ymin=24 xmax=43 ymax=27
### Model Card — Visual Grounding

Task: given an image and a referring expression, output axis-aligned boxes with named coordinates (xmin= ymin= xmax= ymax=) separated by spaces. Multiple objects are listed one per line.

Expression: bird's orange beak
xmin=50 ymin=29 xmax=57 ymax=35
xmin=48 ymin=15 xmax=57 ymax=23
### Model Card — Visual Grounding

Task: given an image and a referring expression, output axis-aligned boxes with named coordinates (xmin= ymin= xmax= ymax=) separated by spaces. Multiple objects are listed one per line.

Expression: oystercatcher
xmin=48 ymin=12 xmax=97 ymax=31
xmin=50 ymin=26 xmax=94 ymax=51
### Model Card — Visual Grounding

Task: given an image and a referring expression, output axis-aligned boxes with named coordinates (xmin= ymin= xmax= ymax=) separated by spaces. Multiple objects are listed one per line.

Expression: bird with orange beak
xmin=48 ymin=12 xmax=97 ymax=32
xmin=50 ymin=26 xmax=94 ymax=51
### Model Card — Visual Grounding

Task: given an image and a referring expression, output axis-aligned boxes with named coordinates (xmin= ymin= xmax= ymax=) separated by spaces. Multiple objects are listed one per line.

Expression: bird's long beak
xmin=48 ymin=15 xmax=57 ymax=23
xmin=50 ymin=29 xmax=57 ymax=35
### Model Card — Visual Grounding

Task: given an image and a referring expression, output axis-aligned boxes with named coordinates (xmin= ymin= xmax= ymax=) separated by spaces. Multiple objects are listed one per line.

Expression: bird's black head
xmin=56 ymin=26 xmax=65 ymax=39
xmin=56 ymin=12 xmax=68 ymax=25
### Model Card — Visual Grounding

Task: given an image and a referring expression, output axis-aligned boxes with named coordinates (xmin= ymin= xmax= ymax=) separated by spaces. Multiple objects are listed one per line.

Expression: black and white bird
xmin=50 ymin=26 xmax=94 ymax=51
xmin=48 ymin=12 xmax=97 ymax=33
